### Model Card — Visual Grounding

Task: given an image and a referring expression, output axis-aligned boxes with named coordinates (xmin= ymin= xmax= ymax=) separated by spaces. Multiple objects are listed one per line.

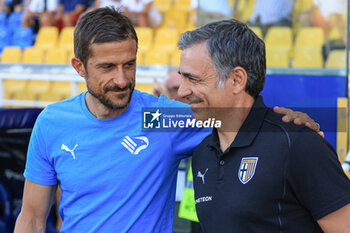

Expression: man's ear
xmin=227 ymin=66 xmax=248 ymax=94
xmin=71 ymin=57 xmax=86 ymax=78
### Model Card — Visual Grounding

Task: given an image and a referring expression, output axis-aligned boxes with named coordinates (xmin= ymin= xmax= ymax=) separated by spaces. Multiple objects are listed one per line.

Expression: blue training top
xmin=24 ymin=90 xmax=209 ymax=233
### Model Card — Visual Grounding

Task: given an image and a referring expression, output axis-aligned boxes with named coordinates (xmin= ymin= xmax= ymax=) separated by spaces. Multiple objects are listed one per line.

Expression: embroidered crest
xmin=238 ymin=157 xmax=258 ymax=184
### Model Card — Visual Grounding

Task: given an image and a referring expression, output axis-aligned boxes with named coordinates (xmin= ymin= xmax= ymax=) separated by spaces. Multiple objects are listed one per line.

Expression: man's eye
xmin=125 ymin=62 xmax=136 ymax=68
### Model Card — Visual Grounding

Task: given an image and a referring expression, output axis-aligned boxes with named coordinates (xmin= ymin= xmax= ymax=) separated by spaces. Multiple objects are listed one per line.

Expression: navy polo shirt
xmin=192 ymin=96 xmax=350 ymax=233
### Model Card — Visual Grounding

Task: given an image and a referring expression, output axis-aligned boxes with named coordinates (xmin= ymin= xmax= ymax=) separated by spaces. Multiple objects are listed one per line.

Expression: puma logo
xmin=61 ymin=144 xmax=78 ymax=159
xmin=197 ymin=168 xmax=209 ymax=184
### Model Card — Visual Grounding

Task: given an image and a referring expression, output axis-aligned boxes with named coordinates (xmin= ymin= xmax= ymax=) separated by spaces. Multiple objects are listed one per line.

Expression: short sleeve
xmin=24 ymin=113 xmax=58 ymax=186
xmin=156 ymin=95 xmax=210 ymax=160
xmin=288 ymin=130 xmax=350 ymax=220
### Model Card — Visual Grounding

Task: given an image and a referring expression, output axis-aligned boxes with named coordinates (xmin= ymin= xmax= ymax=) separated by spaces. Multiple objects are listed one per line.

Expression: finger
xmin=305 ymin=121 xmax=321 ymax=132
xmin=318 ymin=131 xmax=325 ymax=138
xmin=273 ymin=106 xmax=292 ymax=114
xmin=293 ymin=118 xmax=303 ymax=125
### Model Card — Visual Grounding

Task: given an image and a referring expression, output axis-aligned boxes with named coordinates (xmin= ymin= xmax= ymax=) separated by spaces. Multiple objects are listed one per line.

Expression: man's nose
xmin=177 ymin=78 xmax=192 ymax=99
xmin=112 ymin=68 xmax=128 ymax=87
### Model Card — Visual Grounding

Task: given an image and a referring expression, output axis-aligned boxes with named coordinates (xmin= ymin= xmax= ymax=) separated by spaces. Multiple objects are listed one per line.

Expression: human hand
xmin=273 ymin=106 xmax=324 ymax=138
xmin=153 ymin=78 xmax=171 ymax=98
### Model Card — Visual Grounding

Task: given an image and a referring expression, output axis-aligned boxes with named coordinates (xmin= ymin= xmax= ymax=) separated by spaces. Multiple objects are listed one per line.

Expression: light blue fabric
xmin=198 ymin=0 xmax=232 ymax=17
xmin=24 ymin=90 xmax=209 ymax=233
xmin=250 ymin=0 xmax=294 ymax=25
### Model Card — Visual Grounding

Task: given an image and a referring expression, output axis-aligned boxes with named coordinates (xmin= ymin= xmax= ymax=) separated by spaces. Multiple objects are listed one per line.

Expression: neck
xmin=217 ymin=93 xmax=255 ymax=152
xmin=85 ymin=92 xmax=129 ymax=119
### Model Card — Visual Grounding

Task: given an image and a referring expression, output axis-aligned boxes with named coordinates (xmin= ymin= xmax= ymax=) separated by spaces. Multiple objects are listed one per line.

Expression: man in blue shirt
xmin=14 ymin=7 xmax=321 ymax=233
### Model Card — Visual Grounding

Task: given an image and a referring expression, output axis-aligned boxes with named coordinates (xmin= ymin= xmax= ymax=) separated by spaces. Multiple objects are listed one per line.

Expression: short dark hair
xmin=74 ymin=7 xmax=138 ymax=67
xmin=178 ymin=19 xmax=266 ymax=98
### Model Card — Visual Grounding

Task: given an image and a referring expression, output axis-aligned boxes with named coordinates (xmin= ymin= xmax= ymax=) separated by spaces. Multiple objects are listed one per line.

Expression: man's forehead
xmin=88 ymin=40 xmax=137 ymax=61
xmin=179 ymin=44 xmax=214 ymax=76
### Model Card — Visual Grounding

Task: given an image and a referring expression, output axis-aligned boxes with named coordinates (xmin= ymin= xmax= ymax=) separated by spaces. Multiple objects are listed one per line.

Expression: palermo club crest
xmin=238 ymin=157 xmax=259 ymax=184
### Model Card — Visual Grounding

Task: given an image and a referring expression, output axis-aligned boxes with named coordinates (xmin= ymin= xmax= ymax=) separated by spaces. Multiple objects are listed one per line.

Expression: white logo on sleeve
xmin=121 ymin=136 xmax=149 ymax=155
xmin=197 ymin=168 xmax=208 ymax=184
xmin=61 ymin=144 xmax=78 ymax=159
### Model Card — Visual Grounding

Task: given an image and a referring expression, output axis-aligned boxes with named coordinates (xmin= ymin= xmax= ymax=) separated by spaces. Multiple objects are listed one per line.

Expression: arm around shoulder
xmin=14 ymin=179 xmax=57 ymax=233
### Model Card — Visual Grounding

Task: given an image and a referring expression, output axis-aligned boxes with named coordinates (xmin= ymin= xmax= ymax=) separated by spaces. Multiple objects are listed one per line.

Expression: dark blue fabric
xmin=0 ymin=108 xmax=42 ymax=131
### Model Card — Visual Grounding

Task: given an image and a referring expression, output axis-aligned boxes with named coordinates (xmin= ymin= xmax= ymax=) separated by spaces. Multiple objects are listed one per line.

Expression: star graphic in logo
xmin=150 ymin=109 xmax=162 ymax=122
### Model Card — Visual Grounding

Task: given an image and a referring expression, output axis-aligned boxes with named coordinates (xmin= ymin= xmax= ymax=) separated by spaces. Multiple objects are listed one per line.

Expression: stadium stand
xmin=265 ymin=27 xmax=293 ymax=58
xmin=57 ymin=26 xmax=75 ymax=54
xmin=22 ymin=47 xmax=44 ymax=64
xmin=326 ymin=50 xmax=346 ymax=68
xmin=266 ymin=48 xmax=290 ymax=68
xmin=0 ymin=26 xmax=11 ymax=53
xmin=16 ymin=80 xmax=52 ymax=101
xmin=152 ymin=27 xmax=179 ymax=54
xmin=154 ymin=0 xmax=172 ymax=14
xmin=11 ymin=27 xmax=33 ymax=48
xmin=42 ymin=82 xmax=73 ymax=102
xmin=294 ymin=27 xmax=325 ymax=49
xmin=293 ymin=48 xmax=324 ymax=68
xmin=162 ymin=8 xmax=188 ymax=31
xmin=144 ymin=48 xmax=170 ymax=65
xmin=135 ymin=27 xmax=153 ymax=54
xmin=34 ymin=26 xmax=59 ymax=52
xmin=170 ymin=49 xmax=181 ymax=66
xmin=1 ymin=46 xmax=21 ymax=63
xmin=3 ymin=80 xmax=27 ymax=100
xmin=0 ymin=12 xmax=7 ymax=27
xmin=7 ymin=11 xmax=24 ymax=33
xmin=45 ymin=48 xmax=68 ymax=64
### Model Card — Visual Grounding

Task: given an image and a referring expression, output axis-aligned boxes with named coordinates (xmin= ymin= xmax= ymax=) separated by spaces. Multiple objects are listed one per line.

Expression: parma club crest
xmin=238 ymin=157 xmax=258 ymax=184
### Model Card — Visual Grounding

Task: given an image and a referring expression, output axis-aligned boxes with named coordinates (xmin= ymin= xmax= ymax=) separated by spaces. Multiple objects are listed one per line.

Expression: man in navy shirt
xmin=177 ymin=19 xmax=350 ymax=232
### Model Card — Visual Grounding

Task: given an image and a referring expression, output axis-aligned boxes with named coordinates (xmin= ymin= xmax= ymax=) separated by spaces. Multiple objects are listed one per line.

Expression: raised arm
xmin=14 ymin=179 xmax=57 ymax=233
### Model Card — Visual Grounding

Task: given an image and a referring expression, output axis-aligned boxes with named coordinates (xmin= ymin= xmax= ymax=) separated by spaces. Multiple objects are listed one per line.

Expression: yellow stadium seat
xmin=173 ymin=0 xmax=192 ymax=13
xmin=153 ymin=0 xmax=172 ymax=13
xmin=17 ymin=80 xmax=52 ymax=101
xmin=67 ymin=50 xmax=75 ymax=64
xmin=294 ymin=0 xmax=314 ymax=14
xmin=266 ymin=48 xmax=290 ymax=68
xmin=45 ymin=49 xmax=67 ymax=64
xmin=135 ymin=27 xmax=153 ymax=53
xmin=265 ymin=27 xmax=293 ymax=51
xmin=78 ymin=82 xmax=87 ymax=93
xmin=295 ymin=27 xmax=324 ymax=48
xmin=42 ymin=81 xmax=72 ymax=102
xmin=22 ymin=47 xmax=44 ymax=64
xmin=144 ymin=49 xmax=169 ymax=65
xmin=152 ymin=27 xmax=179 ymax=53
xmin=326 ymin=50 xmax=346 ymax=68
xmin=1 ymin=46 xmax=22 ymax=63
xmin=162 ymin=9 xmax=188 ymax=31
xmin=137 ymin=50 xmax=144 ymax=65
xmin=34 ymin=26 xmax=59 ymax=51
xmin=249 ymin=26 xmax=263 ymax=39
xmin=170 ymin=49 xmax=181 ymax=66
xmin=3 ymin=80 xmax=27 ymax=100
xmin=58 ymin=26 xmax=74 ymax=54
xmin=328 ymin=28 xmax=341 ymax=40
xmin=293 ymin=49 xmax=323 ymax=68
xmin=239 ymin=0 xmax=256 ymax=22
xmin=135 ymin=83 xmax=154 ymax=94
